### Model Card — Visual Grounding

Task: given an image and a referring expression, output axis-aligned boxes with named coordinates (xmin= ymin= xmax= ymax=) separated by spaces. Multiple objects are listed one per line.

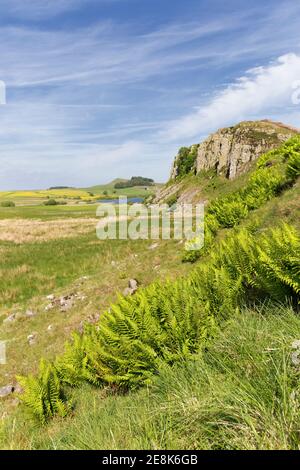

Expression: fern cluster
xmin=191 ymin=224 xmax=300 ymax=318
xmin=184 ymin=136 xmax=300 ymax=262
xmin=17 ymin=360 xmax=71 ymax=423
xmin=18 ymin=222 xmax=300 ymax=422
xmin=56 ymin=280 xmax=217 ymax=390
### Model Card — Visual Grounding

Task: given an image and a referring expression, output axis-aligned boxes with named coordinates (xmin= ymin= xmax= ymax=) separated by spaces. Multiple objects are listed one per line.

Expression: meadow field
xmin=0 ymin=202 xmax=191 ymax=394
xmin=0 ymin=181 xmax=162 ymax=207
xmin=0 ymin=137 xmax=299 ymax=450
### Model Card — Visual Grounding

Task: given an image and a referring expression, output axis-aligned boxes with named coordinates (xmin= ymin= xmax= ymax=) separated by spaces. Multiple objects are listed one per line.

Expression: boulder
xmin=3 ymin=313 xmax=16 ymax=324
xmin=128 ymin=279 xmax=138 ymax=291
xmin=123 ymin=279 xmax=139 ymax=296
xmin=27 ymin=332 xmax=38 ymax=346
xmin=0 ymin=385 xmax=14 ymax=398
xmin=25 ymin=309 xmax=36 ymax=318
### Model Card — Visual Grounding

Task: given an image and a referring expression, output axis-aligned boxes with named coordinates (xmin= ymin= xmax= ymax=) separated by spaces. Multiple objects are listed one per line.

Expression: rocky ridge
xmin=171 ymin=120 xmax=298 ymax=180
xmin=154 ymin=120 xmax=299 ymax=204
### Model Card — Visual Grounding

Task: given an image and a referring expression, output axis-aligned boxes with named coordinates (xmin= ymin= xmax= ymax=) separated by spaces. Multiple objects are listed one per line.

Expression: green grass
xmin=0 ymin=204 xmax=98 ymax=220
xmin=0 ymin=207 xmax=191 ymax=386
xmin=2 ymin=304 xmax=300 ymax=450
xmin=85 ymin=181 xmax=162 ymax=197
xmin=0 ymin=138 xmax=299 ymax=450
xmin=0 ymin=180 xmax=162 ymax=207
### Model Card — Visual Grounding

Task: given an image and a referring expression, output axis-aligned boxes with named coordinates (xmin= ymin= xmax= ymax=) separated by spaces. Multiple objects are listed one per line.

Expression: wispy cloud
xmin=1 ymin=0 xmax=300 ymax=189
xmin=162 ymin=54 xmax=300 ymax=141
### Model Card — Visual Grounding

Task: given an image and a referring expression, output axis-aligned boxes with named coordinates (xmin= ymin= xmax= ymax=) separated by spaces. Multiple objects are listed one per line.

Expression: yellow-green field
xmin=0 ymin=181 xmax=162 ymax=206
xmin=0 ymin=203 xmax=191 ymax=392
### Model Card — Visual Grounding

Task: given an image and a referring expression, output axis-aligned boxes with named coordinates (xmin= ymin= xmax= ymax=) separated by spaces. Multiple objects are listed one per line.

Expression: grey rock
xmin=169 ymin=120 xmax=298 ymax=183
xmin=60 ymin=299 xmax=74 ymax=312
xmin=27 ymin=333 xmax=38 ymax=346
xmin=123 ymin=279 xmax=139 ymax=296
xmin=25 ymin=309 xmax=36 ymax=318
xmin=123 ymin=287 xmax=133 ymax=297
xmin=46 ymin=294 xmax=55 ymax=301
xmin=196 ymin=121 xmax=296 ymax=180
xmin=0 ymin=385 xmax=14 ymax=398
xmin=45 ymin=303 xmax=54 ymax=311
xmin=148 ymin=242 xmax=159 ymax=250
xmin=291 ymin=351 xmax=300 ymax=366
xmin=128 ymin=279 xmax=138 ymax=291
xmin=3 ymin=313 xmax=16 ymax=324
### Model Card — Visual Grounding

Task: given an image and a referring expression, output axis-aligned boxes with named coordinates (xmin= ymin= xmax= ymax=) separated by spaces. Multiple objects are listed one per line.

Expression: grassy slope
xmin=0 ymin=143 xmax=299 ymax=449
xmin=0 ymin=204 xmax=98 ymax=220
xmin=85 ymin=180 xmax=163 ymax=197
xmin=0 ymin=204 xmax=191 ymax=387
xmin=3 ymin=304 xmax=300 ymax=450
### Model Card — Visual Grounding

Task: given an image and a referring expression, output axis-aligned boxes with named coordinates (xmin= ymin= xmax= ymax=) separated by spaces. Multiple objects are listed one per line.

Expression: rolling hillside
xmin=0 ymin=179 xmax=162 ymax=206
xmin=0 ymin=122 xmax=299 ymax=450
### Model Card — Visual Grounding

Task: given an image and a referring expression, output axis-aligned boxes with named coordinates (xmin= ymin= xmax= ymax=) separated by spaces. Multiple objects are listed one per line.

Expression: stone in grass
xmin=3 ymin=313 xmax=17 ymax=324
xmin=148 ymin=242 xmax=159 ymax=250
xmin=0 ymin=382 xmax=23 ymax=399
xmin=25 ymin=309 xmax=36 ymax=318
xmin=45 ymin=303 xmax=54 ymax=312
xmin=123 ymin=279 xmax=139 ymax=296
xmin=291 ymin=340 xmax=300 ymax=366
xmin=128 ymin=279 xmax=138 ymax=292
xmin=60 ymin=299 xmax=74 ymax=312
xmin=0 ymin=385 xmax=14 ymax=398
xmin=27 ymin=332 xmax=38 ymax=346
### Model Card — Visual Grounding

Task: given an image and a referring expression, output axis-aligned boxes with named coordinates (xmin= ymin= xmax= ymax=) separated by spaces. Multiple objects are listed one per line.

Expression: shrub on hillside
xmin=43 ymin=199 xmax=58 ymax=206
xmin=175 ymin=145 xmax=198 ymax=178
xmin=1 ymin=200 xmax=15 ymax=207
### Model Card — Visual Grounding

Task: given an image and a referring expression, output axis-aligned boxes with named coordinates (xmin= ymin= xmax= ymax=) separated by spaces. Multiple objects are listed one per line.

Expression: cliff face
xmin=171 ymin=120 xmax=298 ymax=181
xmin=153 ymin=120 xmax=299 ymax=205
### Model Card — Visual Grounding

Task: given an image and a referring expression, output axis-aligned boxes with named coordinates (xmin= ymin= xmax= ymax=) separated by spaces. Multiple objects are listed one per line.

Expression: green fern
xmin=19 ymin=222 xmax=300 ymax=422
xmin=17 ymin=359 xmax=71 ymax=423
xmin=184 ymin=136 xmax=300 ymax=262
xmin=286 ymin=152 xmax=300 ymax=180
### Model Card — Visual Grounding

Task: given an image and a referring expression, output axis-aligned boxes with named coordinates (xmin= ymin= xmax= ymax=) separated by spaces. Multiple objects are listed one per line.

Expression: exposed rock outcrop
xmin=196 ymin=120 xmax=298 ymax=179
xmin=171 ymin=120 xmax=298 ymax=181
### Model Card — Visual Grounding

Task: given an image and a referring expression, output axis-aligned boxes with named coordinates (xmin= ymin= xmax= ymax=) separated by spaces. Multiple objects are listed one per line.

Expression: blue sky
xmin=1 ymin=0 xmax=300 ymax=189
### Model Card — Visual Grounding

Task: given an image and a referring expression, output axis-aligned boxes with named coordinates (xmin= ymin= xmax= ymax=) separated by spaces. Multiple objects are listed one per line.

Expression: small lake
xmin=97 ymin=197 xmax=144 ymax=204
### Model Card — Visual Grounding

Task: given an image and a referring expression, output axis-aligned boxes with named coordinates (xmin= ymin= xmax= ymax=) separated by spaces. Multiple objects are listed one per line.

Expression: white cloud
xmin=162 ymin=53 xmax=300 ymax=141
xmin=1 ymin=2 xmax=300 ymax=188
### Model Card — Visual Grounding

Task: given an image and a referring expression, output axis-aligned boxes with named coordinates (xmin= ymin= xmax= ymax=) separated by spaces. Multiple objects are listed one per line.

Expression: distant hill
xmin=84 ymin=177 xmax=161 ymax=198
xmin=48 ymin=186 xmax=73 ymax=190
xmin=114 ymin=176 xmax=154 ymax=189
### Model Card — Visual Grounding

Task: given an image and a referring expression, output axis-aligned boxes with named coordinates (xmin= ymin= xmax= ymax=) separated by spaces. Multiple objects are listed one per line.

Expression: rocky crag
xmin=172 ymin=120 xmax=298 ymax=180
xmin=154 ymin=120 xmax=298 ymax=204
